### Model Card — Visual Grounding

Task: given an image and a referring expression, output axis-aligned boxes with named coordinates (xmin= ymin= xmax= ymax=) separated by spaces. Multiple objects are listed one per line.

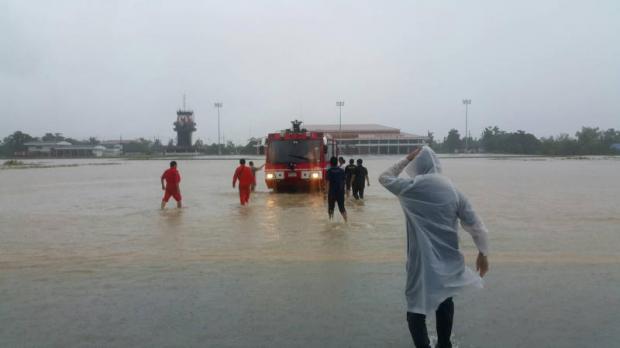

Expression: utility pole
xmin=336 ymin=101 xmax=344 ymax=151
xmin=214 ymin=102 xmax=223 ymax=155
xmin=462 ymin=99 xmax=471 ymax=151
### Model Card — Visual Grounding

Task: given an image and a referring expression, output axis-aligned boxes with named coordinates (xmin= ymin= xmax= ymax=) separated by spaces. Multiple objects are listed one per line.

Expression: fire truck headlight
xmin=266 ymin=173 xmax=274 ymax=180
xmin=311 ymin=172 xmax=320 ymax=179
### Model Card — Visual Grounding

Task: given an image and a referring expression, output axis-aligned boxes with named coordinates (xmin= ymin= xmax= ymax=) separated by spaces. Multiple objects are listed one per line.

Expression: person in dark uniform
xmin=351 ymin=158 xmax=369 ymax=200
xmin=344 ymin=158 xmax=357 ymax=197
xmin=325 ymin=156 xmax=348 ymax=222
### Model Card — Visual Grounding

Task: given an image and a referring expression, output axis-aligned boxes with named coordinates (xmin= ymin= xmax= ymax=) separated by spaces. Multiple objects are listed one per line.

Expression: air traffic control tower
xmin=173 ymin=96 xmax=197 ymax=151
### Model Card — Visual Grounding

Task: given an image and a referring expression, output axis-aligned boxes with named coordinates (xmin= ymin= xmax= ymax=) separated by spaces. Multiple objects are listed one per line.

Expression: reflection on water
xmin=1 ymin=157 xmax=619 ymax=347
xmin=2 ymin=156 xmax=619 ymax=265
xmin=1 ymin=157 xmax=619 ymax=264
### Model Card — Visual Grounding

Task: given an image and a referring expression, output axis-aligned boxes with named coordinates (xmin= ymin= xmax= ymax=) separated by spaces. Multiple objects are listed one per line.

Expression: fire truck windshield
xmin=268 ymin=139 xmax=321 ymax=164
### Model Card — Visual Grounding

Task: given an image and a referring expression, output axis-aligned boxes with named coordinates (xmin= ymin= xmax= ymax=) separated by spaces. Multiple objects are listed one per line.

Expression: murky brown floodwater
xmin=1 ymin=156 xmax=619 ymax=347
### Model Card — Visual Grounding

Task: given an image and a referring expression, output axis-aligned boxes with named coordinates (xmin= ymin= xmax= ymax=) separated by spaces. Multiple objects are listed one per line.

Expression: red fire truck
xmin=264 ymin=120 xmax=335 ymax=192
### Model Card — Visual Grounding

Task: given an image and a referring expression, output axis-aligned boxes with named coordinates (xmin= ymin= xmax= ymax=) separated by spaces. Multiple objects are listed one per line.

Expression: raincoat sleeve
xmin=378 ymin=157 xmax=411 ymax=196
xmin=456 ymin=190 xmax=489 ymax=256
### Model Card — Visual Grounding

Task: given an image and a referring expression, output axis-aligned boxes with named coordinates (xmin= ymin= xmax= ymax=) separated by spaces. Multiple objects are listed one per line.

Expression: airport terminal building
xmin=304 ymin=124 xmax=428 ymax=155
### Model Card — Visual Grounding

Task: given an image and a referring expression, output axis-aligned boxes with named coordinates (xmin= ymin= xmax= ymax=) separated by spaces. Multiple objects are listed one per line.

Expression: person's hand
xmin=367 ymin=182 xmax=370 ymax=187
xmin=406 ymin=146 xmax=423 ymax=161
xmin=476 ymin=252 xmax=489 ymax=277
xmin=232 ymin=184 xmax=236 ymax=189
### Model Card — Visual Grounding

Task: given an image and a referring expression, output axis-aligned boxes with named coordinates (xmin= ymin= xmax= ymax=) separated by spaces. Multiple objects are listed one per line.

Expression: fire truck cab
xmin=264 ymin=120 xmax=335 ymax=192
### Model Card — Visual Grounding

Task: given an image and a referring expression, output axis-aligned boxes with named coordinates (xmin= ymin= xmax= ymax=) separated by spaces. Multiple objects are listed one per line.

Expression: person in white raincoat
xmin=378 ymin=146 xmax=489 ymax=348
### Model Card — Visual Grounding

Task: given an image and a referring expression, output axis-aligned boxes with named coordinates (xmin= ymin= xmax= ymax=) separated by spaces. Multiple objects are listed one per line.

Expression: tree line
xmin=0 ymin=131 xmax=261 ymax=156
xmin=2 ymin=127 xmax=619 ymax=157
xmin=0 ymin=132 xmax=100 ymax=156
xmin=430 ymin=126 xmax=620 ymax=155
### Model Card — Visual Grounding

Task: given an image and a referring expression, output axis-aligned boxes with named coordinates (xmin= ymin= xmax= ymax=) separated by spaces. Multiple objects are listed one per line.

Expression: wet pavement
xmin=1 ymin=157 xmax=619 ymax=347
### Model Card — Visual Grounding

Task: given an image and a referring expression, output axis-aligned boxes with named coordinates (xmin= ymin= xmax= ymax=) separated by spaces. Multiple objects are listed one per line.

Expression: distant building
xmin=304 ymin=124 xmax=428 ymax=155
xmin=100 ymin=139 xmax=135 ymax=146
xmin=24 ymin=141 xmax=72 ymax=156
xmin=24 ymin=141 xmax=121 ymax=157
xmin=611 ymin=143 xmax=620 ymax=152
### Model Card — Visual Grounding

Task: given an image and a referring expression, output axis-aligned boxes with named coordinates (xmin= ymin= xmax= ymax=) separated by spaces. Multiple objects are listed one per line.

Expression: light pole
xmin=336 ymin=100 xmax=344 ymax=141
xmin=462 ymin=99 xmax=471 ymax=151
xmin=214 ymin=102 xmax=223 ymax=155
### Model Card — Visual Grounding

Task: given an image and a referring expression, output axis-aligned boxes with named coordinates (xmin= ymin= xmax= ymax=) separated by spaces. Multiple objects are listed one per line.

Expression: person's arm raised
xmin=378 ymin=147 xmax=421 ymax=196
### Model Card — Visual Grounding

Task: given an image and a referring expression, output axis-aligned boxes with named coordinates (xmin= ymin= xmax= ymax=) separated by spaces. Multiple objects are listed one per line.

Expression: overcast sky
xmin=1 ymin=0 xmax=619 ymax=144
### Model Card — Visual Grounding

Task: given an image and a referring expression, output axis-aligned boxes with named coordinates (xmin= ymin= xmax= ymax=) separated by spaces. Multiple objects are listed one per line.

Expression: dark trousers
xmin=407 ymin=297 xmax=454 ymax=348
xmin=352 ymin=183 xmax=365 ymax=200
xmin=328 ymin=191 xmax=346 ymax=215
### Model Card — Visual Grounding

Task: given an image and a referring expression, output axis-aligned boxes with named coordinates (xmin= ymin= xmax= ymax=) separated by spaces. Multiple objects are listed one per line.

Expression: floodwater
xmin=1 ymin=156 xmax=619 ymax=347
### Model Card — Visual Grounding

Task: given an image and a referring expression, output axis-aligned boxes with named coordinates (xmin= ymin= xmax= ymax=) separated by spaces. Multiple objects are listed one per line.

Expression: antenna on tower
xmin=182 ymin=93 xmax=186 ymax=110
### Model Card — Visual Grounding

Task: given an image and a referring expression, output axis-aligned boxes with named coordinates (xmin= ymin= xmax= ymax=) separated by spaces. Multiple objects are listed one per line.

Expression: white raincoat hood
xmin=405 ymin=146 xmax=442 ymax=177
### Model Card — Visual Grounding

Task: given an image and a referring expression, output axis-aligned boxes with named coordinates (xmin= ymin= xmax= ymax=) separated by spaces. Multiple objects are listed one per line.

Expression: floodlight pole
xmin=462 ymin=99 xmax=471 ymax=151
xmin=336 ymin=100 xmax=344 ymax=143
xmin=214 ymin=102 xmax=223 ymax=155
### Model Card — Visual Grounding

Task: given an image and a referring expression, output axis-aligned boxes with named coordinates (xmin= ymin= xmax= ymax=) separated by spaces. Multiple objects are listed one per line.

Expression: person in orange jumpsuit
xmin=161 ymin=161 xmax=182 ymax=209
xmin=232 ymin=158 xmax=254 ymax=205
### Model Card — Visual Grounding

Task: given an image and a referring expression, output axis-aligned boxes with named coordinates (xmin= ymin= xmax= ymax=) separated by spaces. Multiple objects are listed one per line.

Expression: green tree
xmin=2 ymin=131 xmax=34 ymax=155
xmin=556 ymin=134 xmax=579 ymax=155
xmin=602 ymin=128 xmax=619 ymax=145
xmin=575 ymin=127 xmax=602 ymax=154
xmin=41 ymin=132 xmax=65 ymax=142
xmin=203 ymin=143 xmax=219 ymax=155
xmin=437 ymin=125 xmax=619 ymax=156
xmin=444 ymin=129 xmax=462 ymax=153
xmin=427 ymin=131 xmax=440 ymax=152
xmin=124 ymin=138 xmax=153 ymax=154
xmin=224 ymin=141 xmax=237 ymax=155
xmin=241 ymin=138 xmax=261 ymax=155
xmin=152 ymin=139 xmax=164 ymax=153
xmin=480 ymin=126 xmax=503 ymax=152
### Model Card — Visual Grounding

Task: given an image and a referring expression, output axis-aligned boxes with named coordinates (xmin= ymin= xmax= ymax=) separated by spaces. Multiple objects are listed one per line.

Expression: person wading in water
xmin=344 ymin=158 xmax=356 ymax=197
xmin=351 ymin=158 xmax=370 ymax=200
xmin=379 ymin=146 xmax=489 ymax=348
xmin=233 ymin=159 xmax=254 ymax=205
xmin=325 ymin=156 xmax=348 ymax=222
xmin=160 ymin=161 xmax=182 ymax=209
xmin=248 ymin=161 xmax=264 ymax=192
